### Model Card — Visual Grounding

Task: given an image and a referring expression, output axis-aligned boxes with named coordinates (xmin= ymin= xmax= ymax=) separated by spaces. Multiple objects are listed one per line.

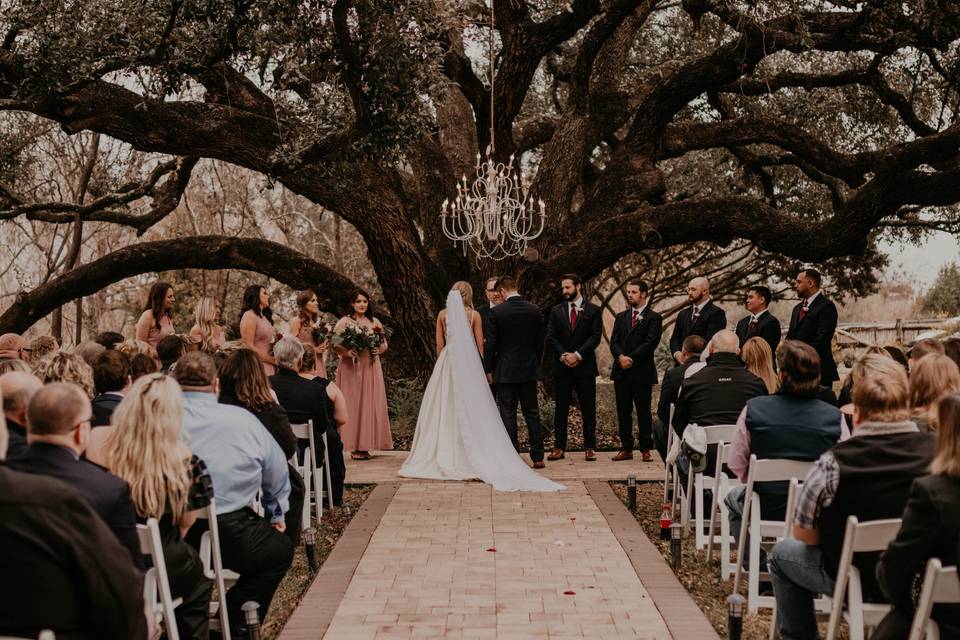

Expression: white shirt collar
xmin=569 ymin=297 xmax=583 ymax=310
xmin=632 ymin=303 xmax=648 ymax=317
xmin=693 ymin=298 xmax=711 ymax=314
xmin=751 ymin=309 xmax=767 ymax=322
xmin=804 ymin=291 xmax=821 ymax=307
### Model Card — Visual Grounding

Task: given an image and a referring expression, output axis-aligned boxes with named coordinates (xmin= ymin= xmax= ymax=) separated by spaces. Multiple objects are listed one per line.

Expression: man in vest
xmin=725 ymin=341 xmax=847 ymax=549
xmin=768 ymin=354 xmax=935 ymax=640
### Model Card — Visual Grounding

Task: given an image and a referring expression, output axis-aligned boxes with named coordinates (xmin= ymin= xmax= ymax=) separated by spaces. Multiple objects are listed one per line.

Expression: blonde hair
xmin=102 ymin=374 xmax=192 ymax=519
xmin=27 ymin=335 xmax=59 ymax=361
xmin=910 ymin=354 xmax=960 ymax=428
xmin=0 ymin=359 xmax=31 ymax=375
xmin=934 ymin=393 xmax=960 ymax=476
xmin=852 ymin=354 xmax=910 ymax=423
xmin=452 ymin=281 xmax=473 ymax=309
xmin=116 ymin=339 xmax=153 ymax=359
xmin=741 ymin=337 xmax=779 ymax=394
xmin=193 ymin=297 xmax=220 ymax=354
xmin=33 ymin=352 xmax=95 ymax=399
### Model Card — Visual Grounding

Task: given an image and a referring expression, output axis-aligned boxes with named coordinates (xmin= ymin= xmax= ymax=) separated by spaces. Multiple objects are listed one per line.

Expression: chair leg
xmin=323 ymin=432 xmax=334 ymax=509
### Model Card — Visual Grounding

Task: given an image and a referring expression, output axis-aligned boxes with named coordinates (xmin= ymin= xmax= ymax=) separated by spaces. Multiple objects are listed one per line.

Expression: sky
xmin=884 ymin=231 xmax=960 ymax=289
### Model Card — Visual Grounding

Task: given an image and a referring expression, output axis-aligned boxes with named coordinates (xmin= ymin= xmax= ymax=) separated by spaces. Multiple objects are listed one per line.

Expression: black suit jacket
xmin=0 ymin=464 xmax=147 ymax=640
xmin=669 ymin=300 xmax=726 ymax=356
xmin=672 ymin=352 xmax=768 ymax=437
xmin=484 ymin=296 xmax=545 ymax=384
xmin=545 ymin=300 xmax=602 ymax=379
xmin=269 ymin=368 xmax=332 ymax=435
xmin=5 ymin=419 xmax=27 ymax=459
xmin=91 ymin=392 xmax=123 ymax=427
xmin=735 ymin=311 xmax=782 ymax=357
xmin=610 ymin=306 xmax=663 ymax=384
xmin=786 ymin=294 xmax=839 ymax=383
xmin=6 ymin=442 xmax=141 ymax=566
xmin=656 ymin=358 xmax=701 ymax=426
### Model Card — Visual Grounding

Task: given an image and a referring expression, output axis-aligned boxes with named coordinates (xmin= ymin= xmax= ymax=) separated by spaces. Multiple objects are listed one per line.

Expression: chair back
xmin=195 ymin=499 xmax=232 ymax=640
xmin=908 ymin=559 xmax=960 ymax=640
xmin=702 ymin=424 xmax=737 ymax=446
xmin=137 ymin=518 xmax=180 ymax=640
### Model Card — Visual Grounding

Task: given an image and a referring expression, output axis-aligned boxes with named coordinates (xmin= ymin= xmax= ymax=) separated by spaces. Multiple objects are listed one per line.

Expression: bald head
xmin=710 ymin=330 xmax=740 ymax=355
xmin=687 ymin=277 xmax=710 ymax=305
xmin=0 ymin=371 xmax=43 ymax=424
xmin=27 ymin=382 xmax=90 ymax=439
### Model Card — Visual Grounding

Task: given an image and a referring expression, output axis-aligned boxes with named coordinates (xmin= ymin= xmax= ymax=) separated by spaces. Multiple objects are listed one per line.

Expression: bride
xmin=399 ymin=282 xmax=563 ymax=492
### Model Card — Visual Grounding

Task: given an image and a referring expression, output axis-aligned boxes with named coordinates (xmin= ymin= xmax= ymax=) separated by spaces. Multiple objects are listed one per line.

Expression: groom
xmin=484 ymin=276 xmax=546 ymax=468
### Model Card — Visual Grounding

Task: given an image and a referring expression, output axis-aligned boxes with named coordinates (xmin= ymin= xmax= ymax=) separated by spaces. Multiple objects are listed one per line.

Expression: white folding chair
xmin=662 ymin=404 xmax=675 ymax=505
xmin=196 ymin=499 xmax=232 ymax=640
xmin=137 ymin=518 xmax=182 ymax=640
xmin=290 ymin=420 xmax=334 ymax=524
xmin=687 ymin=424 xmax=738 ymax=548
xmin=287 ymin=423 xmax=314 ymax=530
xmin=768 ymin=478 xmax=807 ymax=639
xmin=706 ymin=440 xmax=744 ymax=579
xmin=733 ymin=455 xmax=817 ymax=612
xmin=908 ymin=559 xmax=960 ymax=640
xmin=826 ymin=516 xmax=902 ymax=640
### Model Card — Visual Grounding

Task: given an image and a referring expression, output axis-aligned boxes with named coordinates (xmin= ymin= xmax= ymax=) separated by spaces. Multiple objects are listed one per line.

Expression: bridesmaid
xmin=189 ymin=296 xmax=225 ymax=354
xmin=334 ymin=289 xmax=393 ymax=460
xmin=239 ymin=284 xmax=277 ymax=375
xmin=288 ymin=288 xmax=328 ymax=379
xmin=135 ymin=281 xmax=175 ymax=363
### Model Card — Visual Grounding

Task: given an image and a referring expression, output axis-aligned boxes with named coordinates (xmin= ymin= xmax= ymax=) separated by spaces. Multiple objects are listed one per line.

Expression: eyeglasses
xmin=486 ymin=289 xmax=496 ymax=293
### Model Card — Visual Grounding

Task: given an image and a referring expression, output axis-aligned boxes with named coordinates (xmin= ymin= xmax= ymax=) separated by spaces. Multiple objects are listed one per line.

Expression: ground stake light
xmin=727 ymin=593 xmax=745 ymax=640
xmin=242 ymin=601 xmax=262 ymax=640
xmin=670 ymin=522 xmax=682 ymax=570
xmin=627 ymin=474 xmax=637 ymax=511
xmin=305 ymin=527 xmax=318 ymax=572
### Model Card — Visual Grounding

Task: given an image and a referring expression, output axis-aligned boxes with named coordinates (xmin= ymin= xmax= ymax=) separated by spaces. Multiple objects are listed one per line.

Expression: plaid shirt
xmin=792 ymin=420 xmax=919 ymax=529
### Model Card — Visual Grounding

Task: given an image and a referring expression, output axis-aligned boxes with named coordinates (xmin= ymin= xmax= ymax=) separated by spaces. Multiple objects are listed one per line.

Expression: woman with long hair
xmin=741 ymin=336 xmax=779 ymax=394
xmin=189 ymin=296 xmax=225 ymax=354
xmin=135 ymin=281 xmax=175 ymax=361
xmin=86 ymin=374 xmax=212 ymax=640
xmin=288 ymin=288 xmax=328 ymax=379
xmin=238 ymin=284 xmax=277 ymax=375
xmin=909 ymin=353 xmax=960 ymax=432
xmin=874 ymin=392 xmax=960 ymax=639
xmin=33 ymin=351 xmax=95 ymax=399
xmin=333 ymin=289 xmax=392 ymax=460
xmin=218 ymin=348 xmax=304 ymax=541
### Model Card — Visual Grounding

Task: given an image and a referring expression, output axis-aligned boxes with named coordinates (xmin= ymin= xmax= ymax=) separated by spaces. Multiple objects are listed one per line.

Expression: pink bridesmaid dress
xmin=147 ymin=315 xmax=174 ymax=366
xmin=253 ymin=313 xmax=276 ymax=376
xmin=297 ymin=321 xmax=328 ymax=379
xmin=336 ymin=317 xmax=393 ymax=453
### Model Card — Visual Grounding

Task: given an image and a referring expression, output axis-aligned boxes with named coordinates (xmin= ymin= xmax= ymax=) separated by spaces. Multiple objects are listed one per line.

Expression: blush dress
xmin=146 ymin=314 xmax=174 ymax=367
xmin=251 ymin=313 xmax=276 ymax=376
xmin=335 ymin=316 xmax=393 ymax=453
xmin=296 ymin=321 xmax=328 ymax=379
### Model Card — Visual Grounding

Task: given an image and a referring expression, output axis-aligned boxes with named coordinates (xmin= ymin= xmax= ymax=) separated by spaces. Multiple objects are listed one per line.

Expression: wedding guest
xmin=288 ymin=289 xmax=329 ymax=379
xmin=741 ymin=337 xmax=779 ymax=394
xmin=0 ymin=333 xmax=28 ymax=360
xmin=7 ymin=382 xmax=142 ymax=565
xmin=786 ymin=268 xmax=839 ymax=386
xmin=33 ymin=351 xmax=95 ymax=399
xmin=175 ymin=352 xmax=293 ymax=632
xmin=135 ymin=281 xmax=176 ymax=361
xmin=73 ymin=339 xmax=106 ymax=365
xmin=299 ymin=347 xmax=349 ymax=431
xmin=546 ymin=274 xmax=602 ymax=462
xmin=735 ymin=285 xmax=781 ymax=358
xmin=129 ymin=352 xmax=158 ymax=382
xmin=26 ymin=335 xmax=58 ymax=363
xmin=239 ymin=284 xmax=277 ymax=375
xmin=874 ymin=392 xmax=960 ymax=640
xmin=610 ymin=280 xmax=663 ymax=462
xmin=0 ymin=417 xmax=149 ymax=640
xmin=908 ymin=337 xmax=946 ymax=371
xmin=837 ymin=345 xmax=890 ymax=409
xmin=189 ymin=296 xmax=225 ymax=354
xmin=116 ymin=339 xmax=154 ymax=360
xmin=883 ymin=344 xmax=910 ymax=372
xmin=477 ymin=276 xmax=502 ymax=380
xmin=1 ymin=371 xmax=42 ymax=459
xmin=0 ymin=358 xmax=31 ymax=375
xmin=908 ymin=353 xmax=960 ymax=432
xmin=334 ymin=289 xmax=392 ymax=460
xmin=654 ymin=335 xmax=705 ymax=462
xmin=91 ymin=349 xmax=131 ymax=426
xmin=769 ymin=354 xmax=935 ymax=640
xmin=157 ymin=333 xmax=184 ymax=374
xmin=219 ymin=347 xmax=306 ymax=542
xmin=95 ymin=330 xmax=126 ymax=350
xmin=943 ymin=337 xmax=960 ymax=370
xmin=87 ymin=374 xmax=213 ymax=640
xmin=669 ymin=277 xmax=726 ymax=364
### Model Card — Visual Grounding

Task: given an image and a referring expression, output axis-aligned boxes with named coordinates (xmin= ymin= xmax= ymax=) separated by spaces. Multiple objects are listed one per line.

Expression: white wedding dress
xmin=399 ymin=290 xmax=564 ymax=492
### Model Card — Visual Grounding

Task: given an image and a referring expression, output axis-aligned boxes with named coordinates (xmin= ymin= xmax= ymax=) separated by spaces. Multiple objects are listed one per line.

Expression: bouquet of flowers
xmin=311 ymin=315 xmax=336 ymax=345
xmin=365 ymin=324 xmax=392 ymax=362
xmin=332 ymin=324 xmax=368 ymax=361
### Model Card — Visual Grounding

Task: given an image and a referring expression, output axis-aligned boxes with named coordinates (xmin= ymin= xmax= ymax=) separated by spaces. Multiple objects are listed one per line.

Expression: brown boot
xmin=584 ymin=449 xmax=597 ymax=462
xmin=641 ymin=450 xmax=653 ymax=462
xmin=547 ymin=448 xmax=565 ymax=461
xmin=611 ymin=450 xmax=634 ymax=461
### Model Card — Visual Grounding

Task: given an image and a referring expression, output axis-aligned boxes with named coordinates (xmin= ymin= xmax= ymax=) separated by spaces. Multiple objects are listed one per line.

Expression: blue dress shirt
xmin=181 ymin=391 xmax=291 ymax=523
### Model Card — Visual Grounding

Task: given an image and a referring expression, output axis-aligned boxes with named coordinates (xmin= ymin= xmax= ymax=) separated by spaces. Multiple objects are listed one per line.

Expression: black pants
xmin=553 ymin=373 xmax=597 ymax=450
xmin=299 ymin=426 xmax=346 ymax=507
xmin=160 ymin=526 xmax=212 ymax=640
xmin=217 ymin=508 xmax=294 ymax=631
xmin=496 ymin=381 xmax=544 ymax=462
xmin=284 ymin=464 xmax=305 ymax=547
xmin=652 ymin=418 xmax=669 ymax=463
xmin=613 ymin=377 xmax=653 ymax=451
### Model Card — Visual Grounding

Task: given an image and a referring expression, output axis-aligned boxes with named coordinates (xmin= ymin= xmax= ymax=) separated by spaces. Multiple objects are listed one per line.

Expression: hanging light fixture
xmin=440 ymin=1 xmax=545 ymax=262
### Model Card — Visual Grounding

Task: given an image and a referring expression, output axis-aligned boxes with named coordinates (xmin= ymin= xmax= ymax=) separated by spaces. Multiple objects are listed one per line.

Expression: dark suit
xmin=653 ymin=358 xmax=701 ymax=461
xmin=610 ymin=305 xmax=663 ymax=452
xmin=477 ymin=303 xmax=497 ymax=394
xmin=545 ymin=300 xmax=602 ymax=450
xmin=5 ymin=418 xmax=27 ymax=459
xmin=786 ymin=293 xmax=839 ymax=384
xmin=0 ymin=464 xmax=147 ymax=640
xmin=7 ymin=442 xmax=141 ymax=566
xmin=669 ymin=300 xmax=726 ymax=359
xmin=484 ymin=295 xmax=545 ymax=461
xmin=735 ymin=310 xmax=782 ymax=358
xmin=91 ymin=392 xmax=123 ymax=427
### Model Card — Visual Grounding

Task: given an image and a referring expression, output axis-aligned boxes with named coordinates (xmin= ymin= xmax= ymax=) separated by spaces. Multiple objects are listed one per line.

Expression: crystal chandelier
xmin=440 ymin=2 xmax=545 ymax=262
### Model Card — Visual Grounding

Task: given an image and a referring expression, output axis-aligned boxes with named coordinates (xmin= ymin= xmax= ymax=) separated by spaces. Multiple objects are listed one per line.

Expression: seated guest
xmin=26 ymin=335 xmax=58 ymax=363
xmin=95 ymin=330 xmax=126 ymax=350
xmin=943 ymin=337 xmax=960 ymax=371
xmin=6 ymin=382 xmax=142 ymax=565
xmin=157 ymin=334 xmax=185 ymax=374
xmin=837 ymin=345 xmax=892 ymax=409
xmin=298 ymin=346 xmax=349 ymax=430
xmin=769 ymin=354 xmax=936 ymax=640
xmin=73 ymin=339 xmax=106 ymax=366
xmin=175 ymin=352 xmax=293 ymax=632
xmin=116 ymin=339 xmax=153 ymax=360
xmin=0 ymin=371 xmax=42 ymax=459
xmin=0 ymin=410 xmax=148 ymax=640
xmin=88 ymin=374 xmax=213 ymax=640
xmin=653 ymin=335 xmax=705 ymax=461
xmin=874 ymin=392 xmax=960 ymax=640
xmin=218 ymin=348 xmax=306 ymax=543
xmin=725 ymin=341 xmax=847 ymax=545
xmin=908 ymin=353 xmax=960 ymax=432
xmin=129 ymin=352 xmax=159 ymax=381
xmin=33 ymin=351 xmax=95 ymax=399
xmin=0 ymin=358 xmax=31 ymax=375
xmin=0 ymin=333 xmax=28 ymax=361
xmin=269 ymin=337 xmax=347 ymax=507
xmin=883 ymin=344 xmax=909 ymax=372
xmin=741 ymin=337 xmax=778 ymax=394
xmin=91 ymin=349 xmax=132 ymax=426
xmin=908 ymin=338 xmax=945 ymax=372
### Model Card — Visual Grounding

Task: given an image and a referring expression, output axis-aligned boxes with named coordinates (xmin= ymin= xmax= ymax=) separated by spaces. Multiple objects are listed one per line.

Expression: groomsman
xmin=786 ymin=268 xmax=839 ymax=385
xmin=545 ymin=274 xmax=602 ymax=462
xmin=477 ymin=276 xmax=501 ymax=393
xmin=735 ymin=285 xmax=781 ymax=357
xmin=610 ymin=281 xmax=662 ymax=462
xmin=669 ymin=277 xmax=726 ymax=363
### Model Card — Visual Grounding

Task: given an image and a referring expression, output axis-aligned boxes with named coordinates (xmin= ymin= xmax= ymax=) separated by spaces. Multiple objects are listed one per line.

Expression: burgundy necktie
xmin=631 ymin=309 xmax=638 ymax=328
xmin=748 ymin=318 xmax=758 ymax=335
xmin=570 ymin=304 xmax=578 ymax=329
xmin=799 ymin=303 xmax=809 ymax=322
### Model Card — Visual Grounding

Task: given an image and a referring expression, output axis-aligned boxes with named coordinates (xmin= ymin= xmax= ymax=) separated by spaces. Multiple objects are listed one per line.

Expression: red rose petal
xmin=486 ymin=547 xmax=496 ymax=552
xmin=563 ymin=590 xmax=576 ymax=595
